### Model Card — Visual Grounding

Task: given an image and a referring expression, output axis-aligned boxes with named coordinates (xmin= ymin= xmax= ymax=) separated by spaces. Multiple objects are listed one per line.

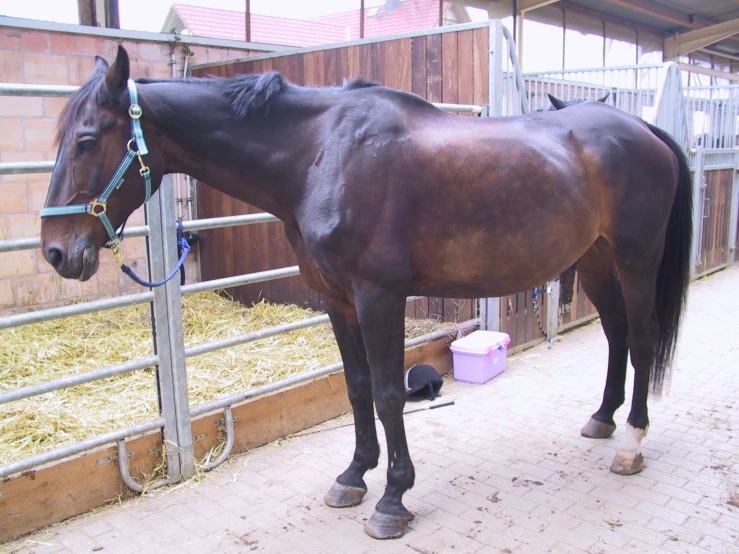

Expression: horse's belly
xmin=410 ymin=226 xmax=597 ymax=298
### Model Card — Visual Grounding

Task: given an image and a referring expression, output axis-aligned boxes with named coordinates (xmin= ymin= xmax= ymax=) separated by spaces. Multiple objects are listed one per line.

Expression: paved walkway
xmin=5 ymin=267 xmax=739 ymax=554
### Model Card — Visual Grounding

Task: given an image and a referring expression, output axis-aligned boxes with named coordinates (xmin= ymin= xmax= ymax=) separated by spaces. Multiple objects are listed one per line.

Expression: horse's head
xmin=41 ymin=46 xmax=163 ymax=280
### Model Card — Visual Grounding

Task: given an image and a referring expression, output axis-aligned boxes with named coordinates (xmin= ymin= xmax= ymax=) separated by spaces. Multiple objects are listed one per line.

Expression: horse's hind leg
xmin=353 ymin=285 xmax=414 ymax=539
xmin=608 ymin=248 xmax=662 ymax=475
xmin=324 ymin=299 xmax=379 ymax=508
xmin=577 ymin=242 xmax=629 ymax=439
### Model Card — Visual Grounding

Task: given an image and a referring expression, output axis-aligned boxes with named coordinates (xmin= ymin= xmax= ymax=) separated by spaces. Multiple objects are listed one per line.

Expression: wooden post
xmin=106 ymin=0 xmax=120 ymax=29
xmin=360 ymin=0 xmax=365 ymax=39
xmin=245 ymin=0 xmax=251 ymax=42
xmin=78 ymin=0 xmax=94 ymax=26
xmin=439 ymin=0 xmax=443 ymax=27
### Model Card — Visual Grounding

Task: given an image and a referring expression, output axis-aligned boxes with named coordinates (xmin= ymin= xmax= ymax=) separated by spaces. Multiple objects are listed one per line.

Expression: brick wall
xmin=0 ymin=23 xmax=270 ymax=314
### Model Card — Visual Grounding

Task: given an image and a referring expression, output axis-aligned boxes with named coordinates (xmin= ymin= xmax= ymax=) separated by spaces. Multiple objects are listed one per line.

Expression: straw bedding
xmin=0 ymin=292 xmax=456 ymax=466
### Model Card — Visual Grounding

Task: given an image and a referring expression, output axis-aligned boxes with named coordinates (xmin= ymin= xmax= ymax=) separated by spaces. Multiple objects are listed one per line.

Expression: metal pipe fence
xmin=684 ymin=85 xmax=739 ymax=150
xmin=522 ymin=64 xmax=663 ymax=117
xmin=7 ymin=18 xmax=736 ymax=496
xmin=0 ymin=79 xmax=486 ymax=485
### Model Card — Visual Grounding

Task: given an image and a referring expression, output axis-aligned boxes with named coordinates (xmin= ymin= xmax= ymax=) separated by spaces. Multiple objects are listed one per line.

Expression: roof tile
xmin=170 ymin=1 xmax=452 ymax=47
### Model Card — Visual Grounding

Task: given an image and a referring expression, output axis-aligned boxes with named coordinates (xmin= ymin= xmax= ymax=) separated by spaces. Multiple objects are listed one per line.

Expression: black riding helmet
xmin=404 ymin=364 xmax=443 ymax=401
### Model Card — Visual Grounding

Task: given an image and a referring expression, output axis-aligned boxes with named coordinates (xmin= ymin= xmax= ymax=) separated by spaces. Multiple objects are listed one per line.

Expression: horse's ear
xmin=97 ymin=45 xmax=130 ymax=106
xmin=93 ymin=55 xmax=109 ymax=74
xmin=597 ymin=93 xmax=610 ymax=103
xmin=548 ymin=94 xmax=566 ymax=110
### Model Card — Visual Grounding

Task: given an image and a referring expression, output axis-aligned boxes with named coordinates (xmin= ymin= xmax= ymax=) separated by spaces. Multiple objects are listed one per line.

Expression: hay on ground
xmin=0 ymin=292 xmax=457 ymax=466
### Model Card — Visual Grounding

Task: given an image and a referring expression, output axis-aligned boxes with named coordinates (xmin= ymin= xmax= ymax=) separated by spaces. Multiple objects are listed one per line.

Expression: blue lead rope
xmin=120 ymin=221 xmax=191 ymax=288
xmin=533 ymin=285 xmax=554 ymax=349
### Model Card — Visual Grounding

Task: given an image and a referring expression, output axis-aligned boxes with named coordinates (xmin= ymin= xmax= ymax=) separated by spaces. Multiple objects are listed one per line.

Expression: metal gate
xmin=2 ymin=17 xmax=738 ymax=505
xmin=0 ymin=85 xmax=483 ymax=490
xmin=521 ymin=60 xmax=739 ymax=330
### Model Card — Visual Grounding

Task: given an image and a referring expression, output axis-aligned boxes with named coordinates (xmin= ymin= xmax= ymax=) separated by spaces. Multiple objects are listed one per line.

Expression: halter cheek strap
xmin=41 ymin=80 xmax=189 ymax=288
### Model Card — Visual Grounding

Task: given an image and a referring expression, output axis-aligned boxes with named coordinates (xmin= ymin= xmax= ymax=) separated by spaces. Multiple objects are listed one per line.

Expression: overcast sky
xmin=0 ymin=0 xmax=653 ymax=75
xmin=0 ymin=1 xmax=436 ymax=32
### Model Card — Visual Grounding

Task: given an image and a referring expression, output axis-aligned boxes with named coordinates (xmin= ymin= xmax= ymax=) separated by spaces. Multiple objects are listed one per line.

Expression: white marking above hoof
xmin=624 ymin=423 xmax=648 ymax=455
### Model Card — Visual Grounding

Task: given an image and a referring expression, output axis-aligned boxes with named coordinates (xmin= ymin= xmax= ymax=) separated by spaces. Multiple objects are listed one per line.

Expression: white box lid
xmin=450 ymin=330 xmax=511 ymax=355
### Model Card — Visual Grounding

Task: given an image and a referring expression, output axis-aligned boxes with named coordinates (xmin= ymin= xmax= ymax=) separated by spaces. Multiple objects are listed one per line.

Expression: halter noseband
xmin=41 ymin=80 xmax=190 ymax=288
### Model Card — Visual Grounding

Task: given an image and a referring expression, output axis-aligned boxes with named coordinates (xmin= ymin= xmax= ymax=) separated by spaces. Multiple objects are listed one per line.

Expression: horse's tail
xmin=647 ymin=123 xmax=694 ymax=395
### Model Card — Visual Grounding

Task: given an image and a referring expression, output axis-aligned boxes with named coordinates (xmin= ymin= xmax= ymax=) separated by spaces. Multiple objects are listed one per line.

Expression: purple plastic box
xmin=450 ymin=330 xmax=511 ymax=384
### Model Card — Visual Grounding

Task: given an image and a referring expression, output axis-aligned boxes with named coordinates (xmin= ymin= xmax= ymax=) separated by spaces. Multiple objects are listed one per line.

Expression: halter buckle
xmin=128 ymin=103 xmax=143 ymax=119
xmin=90 ymin=200 xmax=107 ymax=217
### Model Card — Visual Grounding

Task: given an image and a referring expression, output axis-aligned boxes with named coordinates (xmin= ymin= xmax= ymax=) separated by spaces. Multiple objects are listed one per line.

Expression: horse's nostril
xmin=45 ymin=246 xmax=64 ymax=270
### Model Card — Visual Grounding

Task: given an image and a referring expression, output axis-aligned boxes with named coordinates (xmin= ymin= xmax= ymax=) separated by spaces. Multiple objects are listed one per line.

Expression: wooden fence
xmin=699 ymin=168 xmax=734 ymax=274
xmin=192 ymin=25 xmax=490 ymax=325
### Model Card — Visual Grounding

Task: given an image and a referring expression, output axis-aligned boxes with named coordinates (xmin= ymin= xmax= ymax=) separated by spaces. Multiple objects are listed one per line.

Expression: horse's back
xmin=299 ymin=95 xmax=679 ymax=298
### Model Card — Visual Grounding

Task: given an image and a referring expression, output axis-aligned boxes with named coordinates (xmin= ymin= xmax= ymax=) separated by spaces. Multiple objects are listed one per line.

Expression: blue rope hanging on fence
xmin=121 ymin=220 xmax=191 ymax=288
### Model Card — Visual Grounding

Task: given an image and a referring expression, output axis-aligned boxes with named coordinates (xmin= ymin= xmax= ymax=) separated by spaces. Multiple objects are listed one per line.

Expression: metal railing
xmin=523 ymin=64 xmax=663 ymax=117
xmin=489 ymin=21 xmax=529 ymax=117
xmin=0 ymin=82 xmax=486 ymax=484
xmin=684 ymin=84 xmax=739 ymax=150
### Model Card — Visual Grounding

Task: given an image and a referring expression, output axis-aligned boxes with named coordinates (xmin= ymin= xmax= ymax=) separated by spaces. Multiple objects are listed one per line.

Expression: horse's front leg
xmin=324 ymin=298 xmax=380 ymax=508
xmin=354 ymin=285 xmax=414 ymax=539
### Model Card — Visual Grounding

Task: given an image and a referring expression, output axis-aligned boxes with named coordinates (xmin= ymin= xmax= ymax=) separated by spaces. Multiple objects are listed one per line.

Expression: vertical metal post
xmin=479 ymin=298 xmax=500 ymax=332
xmin=728 ymin=152 xmax=739 ymax=264
xmin=489 ymin=19 xmax=503 ymax=117
xmin=547 ymin=280 xmax=560 ymax=340
xmin=691 ymin=148 xmax=706 ymax=281
xmin=245 ymin=0 xmax=251 ymax=42
xmin=480 ymin=22 xmax=503 ymax=332
xmin=146 ymin=175 xmax=195 ymax=482
xmin=360 ymin=0 xmax=365 ymax=39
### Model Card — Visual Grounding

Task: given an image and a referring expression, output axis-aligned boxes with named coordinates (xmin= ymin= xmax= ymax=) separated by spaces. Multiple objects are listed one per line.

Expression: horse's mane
xmin=56 ymin=71 xmax=380 ymax=145
xmin=214 ymin=72 xmax=380 ymax=118
xmin=139 ymin=72 xmax=380 ymax=119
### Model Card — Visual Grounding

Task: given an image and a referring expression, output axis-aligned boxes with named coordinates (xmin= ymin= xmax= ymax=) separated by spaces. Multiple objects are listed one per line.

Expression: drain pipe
xmin=171 ymin=39 xmax=185 ymax=220
xmin=182 ymin=46 xmax=195 ymax=221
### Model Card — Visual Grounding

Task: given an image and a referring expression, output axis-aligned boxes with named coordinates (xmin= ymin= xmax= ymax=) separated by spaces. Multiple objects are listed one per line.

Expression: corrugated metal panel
xmin=566 ymin=0 xmax=678 ymax=31
xmin=562 ymin=0 xmax=739 ymax=58
xmin=649 ymin=0 xmax=739 ymax=21
xmin=565 ymin=0 xmax=739 ymax=26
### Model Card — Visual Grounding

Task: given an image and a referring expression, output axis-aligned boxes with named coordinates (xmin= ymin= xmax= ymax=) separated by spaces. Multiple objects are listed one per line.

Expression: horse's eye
xmin=76 ymin=138 xmax=97 ymax=155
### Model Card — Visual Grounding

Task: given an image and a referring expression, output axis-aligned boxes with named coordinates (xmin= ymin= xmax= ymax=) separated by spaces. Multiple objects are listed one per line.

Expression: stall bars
xmin=0 ymin=83 xmax=484 ymax=486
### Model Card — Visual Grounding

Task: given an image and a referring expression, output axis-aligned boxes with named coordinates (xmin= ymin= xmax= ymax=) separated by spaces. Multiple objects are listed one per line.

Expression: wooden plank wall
xmin=193 ymin=27 xmax=488 ymax=323
xmin=700 ymin=169 xmax=733 ymax=273
xmin=559 ymin=274 xmax=597 ymax=329
xmin=498 ymin=288 xmax=550 ymax=350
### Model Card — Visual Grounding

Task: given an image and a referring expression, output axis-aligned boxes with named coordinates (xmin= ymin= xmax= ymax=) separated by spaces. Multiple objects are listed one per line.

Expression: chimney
xmin=385 ymin=0 xmax=401 ymax=14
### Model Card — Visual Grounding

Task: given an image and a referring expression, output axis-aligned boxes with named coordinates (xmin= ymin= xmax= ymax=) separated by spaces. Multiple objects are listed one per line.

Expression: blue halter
xmin=41 ymin=79 xmax=189 ymax=287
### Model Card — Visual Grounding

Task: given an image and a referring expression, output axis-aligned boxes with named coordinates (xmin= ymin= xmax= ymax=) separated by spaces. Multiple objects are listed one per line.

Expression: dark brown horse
xmin=40 ymin=47 xmax=692 ymax=539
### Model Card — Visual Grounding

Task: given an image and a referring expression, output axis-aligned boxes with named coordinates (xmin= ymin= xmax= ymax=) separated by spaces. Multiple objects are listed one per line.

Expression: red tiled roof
xmin=170 ymin=1 xmax=454 ymax=47
xmin=315 ymin=1 xmax=452 ymax=39
xmin=171 ymin=4 xmax=346 ymax=47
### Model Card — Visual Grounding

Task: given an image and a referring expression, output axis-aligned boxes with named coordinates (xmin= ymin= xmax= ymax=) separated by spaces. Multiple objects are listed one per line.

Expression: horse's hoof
xmin=364 ymin=510 xmax=414 ymax=540
xmin=581 ymin=417 xmax=616 ymax=439
xmin=324 ymin=481 xmax=367 ymax=508
xmin=610 ymin=451 xmax=644 ymax=475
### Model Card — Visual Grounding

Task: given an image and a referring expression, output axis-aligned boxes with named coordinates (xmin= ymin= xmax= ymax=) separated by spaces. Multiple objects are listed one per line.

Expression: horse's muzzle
xmin=43 ymin=240 xmax=99 ymax=281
